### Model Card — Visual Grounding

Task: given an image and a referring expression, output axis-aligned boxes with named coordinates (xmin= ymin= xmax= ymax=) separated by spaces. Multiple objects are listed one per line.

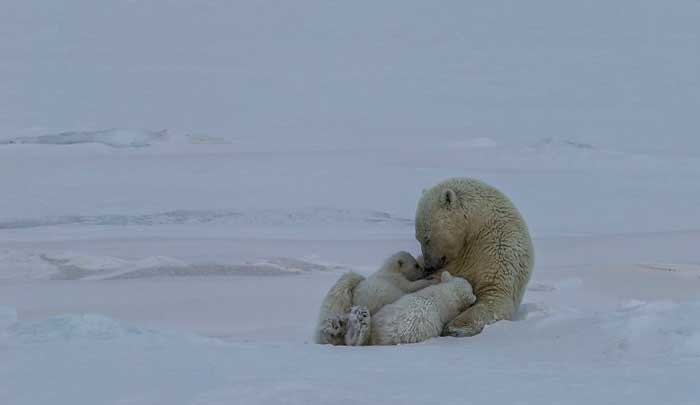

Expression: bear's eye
xmin=414 ymin=264 xmax=420 ymax=270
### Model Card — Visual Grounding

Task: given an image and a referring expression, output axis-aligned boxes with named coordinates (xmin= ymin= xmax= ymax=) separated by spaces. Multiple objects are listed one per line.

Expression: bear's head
xmin=387 ymin=251 xmax=425 ymax=281
xmin=415 ymin=185 xmax=470 ymax=273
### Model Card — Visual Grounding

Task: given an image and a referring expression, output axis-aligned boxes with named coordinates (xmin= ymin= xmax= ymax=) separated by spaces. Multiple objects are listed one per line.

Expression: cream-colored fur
xmin=368 ymin=271 xmax=476 ymax=345
xmin=314 ymin=251 xmax=435 ymax=345
xmin=314 ymin=271 xmax=365 ymax=345
xmin=415 ymin=177 xmax=534 ymax=337
xmin=352 ymin=251 xmax=434 ymax=314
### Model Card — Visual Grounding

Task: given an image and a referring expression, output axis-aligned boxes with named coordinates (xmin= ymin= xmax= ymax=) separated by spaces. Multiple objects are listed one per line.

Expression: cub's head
xmin=385 ymin=251 xmax=425 ymax=281
xmin=440 ymin=271 xmax=476 ymax=306
xmin=415 ymin=185 xmax=470 ymax=273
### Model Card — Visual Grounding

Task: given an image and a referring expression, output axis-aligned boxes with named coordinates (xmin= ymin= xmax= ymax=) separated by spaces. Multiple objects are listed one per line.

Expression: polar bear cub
xmin=316 ymin=251 xmax=435 ymax=345
xmin=352 ymin=251 xmax=435 ymax=314
xmin=351 ymin=271 xmax=476 ymax=346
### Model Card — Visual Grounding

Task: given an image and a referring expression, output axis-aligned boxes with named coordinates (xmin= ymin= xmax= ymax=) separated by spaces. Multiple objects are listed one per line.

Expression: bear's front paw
xmin=442 ymin=319 xmax=485 ymax=338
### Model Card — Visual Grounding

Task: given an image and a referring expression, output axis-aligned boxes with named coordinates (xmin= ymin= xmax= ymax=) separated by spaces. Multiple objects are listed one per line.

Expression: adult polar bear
xmin=416 ymin=177 xmax=534 ymax=337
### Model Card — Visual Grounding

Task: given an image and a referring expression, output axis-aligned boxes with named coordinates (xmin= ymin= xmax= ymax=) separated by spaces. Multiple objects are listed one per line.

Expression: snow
xmin=0 ymin=129 xmax=168 ymax=148
xmin=2 ymin=1 xmax=700 ymax=404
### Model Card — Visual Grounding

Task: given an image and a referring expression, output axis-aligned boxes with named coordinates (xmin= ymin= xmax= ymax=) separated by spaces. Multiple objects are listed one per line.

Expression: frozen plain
xmin=2 ymin=1 xmax=700 ymax=404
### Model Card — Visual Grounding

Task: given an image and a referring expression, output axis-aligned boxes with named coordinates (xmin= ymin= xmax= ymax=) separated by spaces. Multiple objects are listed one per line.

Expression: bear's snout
xmin=424 ymin=255 xmax=447 ymax=274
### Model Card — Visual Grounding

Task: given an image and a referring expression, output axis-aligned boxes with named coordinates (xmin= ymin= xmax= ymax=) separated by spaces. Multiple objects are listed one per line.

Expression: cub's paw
xmin=345 ymin=306 xmax=371 ymax=346
xmin=319 ymin=315 xmax=348 ymax=345
xmin=349 ymin=306 xmax=370 ymax=324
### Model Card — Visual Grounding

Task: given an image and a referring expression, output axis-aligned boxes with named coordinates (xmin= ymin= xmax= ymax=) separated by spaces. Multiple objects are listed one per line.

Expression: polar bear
xmin=314 ymin=271 xmax=365 ymax=345
xmin=357 ymin=271 xmax=476 ymax=345
xmin=314 ymin=251 xmax=435 ymax=345
xmin=415 ymin=177 xmax=534 ymax=337
xmin=352 ymin=251 xmax=434 ymax=314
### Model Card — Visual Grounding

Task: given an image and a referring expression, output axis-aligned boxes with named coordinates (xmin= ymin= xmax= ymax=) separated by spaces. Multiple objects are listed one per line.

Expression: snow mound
xmin=258 ymin=257 xmax=342 ymax=273
xmin=41 ymin=252 xmax=135 ymax=272
xmin=4 ymin=312 xmax=215 ymax=346
xmin=40 ymin=253 xmax=187 ymax=280
xmin=28 ymin=252 xmax=342 ymax=280
xmin=0 ymin=207 xmax=412 ymax=230
xmin=8 ymin=314 xmax=147 ymax=343
xmin=424 ymin=135 xmax=700 ymax=174
xmin=638 ymin=263 xmax=700 ymax=279
xmin=103 ymin=259 xmax=336 ymax=280
xmin=447 ymin=137 xmax=499 ymax=149
xmin=0 ymin=249 xmax=59 ymax=280
xmin=186 ymin=133 xmax=230 ymax=144
xmin=0 ymin=128 xmax=168 ymax=148
xmin=191 ymin=383 xmax=360 ymax=405
xmin=0 ymin=209 xmax=243 ymax=229
xmin=535 ymin=137 xmax=596 ymax=150
xmin=0 ymin=306 xmax=17 ymax=330
xmin=514 ymin=302 xmax=556 ymax=321
xmin=605 ymin=300 xmax=700 ymax=358
xmin=526 ymin=282 xmax=557 ymax=292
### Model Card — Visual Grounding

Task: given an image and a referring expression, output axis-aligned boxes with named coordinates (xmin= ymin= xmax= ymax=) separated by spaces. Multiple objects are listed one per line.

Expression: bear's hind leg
xmin=345 ymin=306 xmax=371 ymax=346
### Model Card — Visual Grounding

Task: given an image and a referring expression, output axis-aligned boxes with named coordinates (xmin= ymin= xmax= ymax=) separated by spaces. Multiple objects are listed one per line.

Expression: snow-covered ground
xmin=2 ymin=1 xmax=700 ymax=404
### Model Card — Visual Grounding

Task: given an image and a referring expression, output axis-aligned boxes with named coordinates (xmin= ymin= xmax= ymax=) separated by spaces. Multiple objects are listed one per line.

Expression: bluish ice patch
xmin=0 ymin=128 xmax=168 ymax=148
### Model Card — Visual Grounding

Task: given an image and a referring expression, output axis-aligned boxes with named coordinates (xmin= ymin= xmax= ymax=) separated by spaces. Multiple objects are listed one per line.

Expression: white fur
xmin=369 ymin=271 xmax=476 ymax=345
xmin=352 ymin=251 xmax=433 ymax=314
xmin=314 ymin=271 xmax=365 ymax=344
xmin=415 ymin=177 xmax=535 ymax=337
xmin=314 ymin=251 xmax=435 ymax=345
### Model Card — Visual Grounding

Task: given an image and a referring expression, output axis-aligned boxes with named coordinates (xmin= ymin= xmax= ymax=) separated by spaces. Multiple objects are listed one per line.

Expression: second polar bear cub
xmin=353 ymin=251 xmax=436 ymax=314
xmin=317 ymin=251 xmax=436 ymax=345
xmin=343 ymin=251 xmax=438 ymax=346
xmin=351 ymin=271 xmax=477 ymax=346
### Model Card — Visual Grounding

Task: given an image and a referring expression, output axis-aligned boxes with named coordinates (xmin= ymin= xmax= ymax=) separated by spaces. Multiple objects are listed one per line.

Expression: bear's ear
xmin=441 ymin=271 xmax=453 ymax=282
xmin=421 ymin=188 xmax=428 ymax=195
xmin=440 ymin=189 xmax=457 ymax=208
